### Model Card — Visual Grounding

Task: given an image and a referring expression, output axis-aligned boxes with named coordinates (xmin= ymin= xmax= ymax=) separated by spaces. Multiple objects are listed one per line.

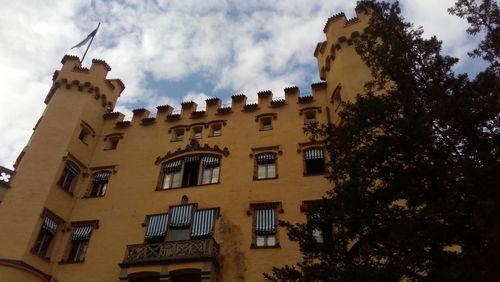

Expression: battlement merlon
xmin=46 ymin=55 xmax=125 ymax=109
xmin=101 ymin=83 xmax=329 ymax=129
xmin=314 ymin=8 xmax=370 ymax=81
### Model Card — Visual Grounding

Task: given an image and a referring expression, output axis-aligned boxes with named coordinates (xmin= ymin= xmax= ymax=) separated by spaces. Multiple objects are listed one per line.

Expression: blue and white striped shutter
xmin=255 ymin=209 xmax=276 ymax=235
xmin=145 ymin=214 xmax=169 ymax=239
xmin=72 ymin=226 xmax=93 ymax=240
xmin=169 ymin=205 xmax=195 ymax=227
xmin=191 ymin=209 xmax=217 ymax=237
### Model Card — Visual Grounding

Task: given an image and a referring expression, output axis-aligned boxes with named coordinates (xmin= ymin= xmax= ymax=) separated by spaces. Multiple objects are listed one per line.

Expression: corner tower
xmin=314 ymin=9 xmax=372 ymax=122
xmin=0 ymin=55 xmax=124 ymax=280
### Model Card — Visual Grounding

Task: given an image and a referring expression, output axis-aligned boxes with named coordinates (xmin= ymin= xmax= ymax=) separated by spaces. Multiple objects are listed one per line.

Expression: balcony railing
xmin=121 ymin=238 xmax=219 ymax=266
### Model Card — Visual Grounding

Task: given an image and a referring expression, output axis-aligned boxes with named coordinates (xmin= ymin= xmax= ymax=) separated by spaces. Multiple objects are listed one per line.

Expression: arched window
xmin=160 ymin=154 xmax=221 ymax=189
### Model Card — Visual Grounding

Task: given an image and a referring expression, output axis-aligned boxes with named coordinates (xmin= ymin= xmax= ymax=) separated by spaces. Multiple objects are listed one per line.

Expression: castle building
xmin=0 ymin=10 xmax=372 ymax=282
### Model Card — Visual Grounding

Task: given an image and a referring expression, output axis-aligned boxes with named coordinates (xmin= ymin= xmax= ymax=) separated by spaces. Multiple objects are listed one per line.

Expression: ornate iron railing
xmin=121 ymin=238 xmax=219 ymax=266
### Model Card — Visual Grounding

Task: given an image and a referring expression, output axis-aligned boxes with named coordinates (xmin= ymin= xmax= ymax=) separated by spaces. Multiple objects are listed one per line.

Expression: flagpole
xmin=81 ymin=22 xmax=101 ymax=63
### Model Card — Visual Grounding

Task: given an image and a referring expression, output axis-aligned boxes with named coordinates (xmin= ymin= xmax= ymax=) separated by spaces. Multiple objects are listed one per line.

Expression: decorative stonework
xmin=155 ymin=139 xmax=229 ymax=165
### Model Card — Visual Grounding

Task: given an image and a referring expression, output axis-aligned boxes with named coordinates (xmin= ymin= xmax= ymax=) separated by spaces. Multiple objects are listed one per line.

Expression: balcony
xmin=121 ymin=238 xmax=219 ymax=266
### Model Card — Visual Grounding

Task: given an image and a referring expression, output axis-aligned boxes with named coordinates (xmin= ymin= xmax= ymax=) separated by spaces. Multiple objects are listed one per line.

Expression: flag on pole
xmin=71 ymin=26 xmax=99 ymax=49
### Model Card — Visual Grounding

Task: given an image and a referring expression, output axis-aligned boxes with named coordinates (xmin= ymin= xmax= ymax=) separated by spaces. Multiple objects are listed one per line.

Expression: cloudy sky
xmin=0 ymin=0 xmax=485 ymax=169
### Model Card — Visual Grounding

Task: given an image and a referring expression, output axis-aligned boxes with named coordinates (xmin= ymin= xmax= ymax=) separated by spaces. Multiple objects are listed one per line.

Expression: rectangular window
xmin=174 ymin=129 xmax=184 ymax=141
xmin=261 ymin=119 xmax=272 ymax=131
xmin=304 ymin=148 xmax=325 ymax=175
xmin=33 ymin=216 xmax=60 ymax=258
xmin=211 ymin=124 xmax=222 ymax=137
xmin=161 ymin=155 xmax=220 ymax=189
xmin=201 ymin=156 xmax=220 ymax=184
xmin=193 ymin=127 xmax=202 ymax=139
xmin=253 ymin=208 xmax=277 ymax=248
xmin=305 ymin=112 xmax=317 ymax=124
xmin=145 ymin=214 xmax=169 ymax=244
xmin=88 ymin=172 xmax=110 ymax=197
xmin=58 ymin=162 xmax=79 ymax=191
xmin=162 ymin=160 xmax=183 ymax=189
xmin=168 ymin=205 xmax=195 ymax=241
xmin=67 ymin=225 xmax=93 ymax=262
xmin=191 ymin=209 xmax=217 ymax=238
xmin=256 ymin=153 xmax=276 ymax=179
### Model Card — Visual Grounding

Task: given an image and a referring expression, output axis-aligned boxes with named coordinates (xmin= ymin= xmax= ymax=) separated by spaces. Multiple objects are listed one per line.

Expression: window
xmin=304 ymin=148 xmax=325 ymax=175
xmin=167 ymin=205 xmax=194 ymax=241
xmin=32 ymin=215 xmax=61 ymax=258
xmin=305 ymin=111 xmax=317 ymax=124
xmin=192 ymin=127 xmax=202 ymax=139
xmin=174 ymin=129 xmax=184 ymax=141
xmin=88 ymin=171 xmax=110 ymax=197
xmin=211 ymin=124 xmax=222 ymax=137
xmin=260 ymin=118 xmax=272 ymax=131
xmin=104 ymin=135 xmax=121 ymax=150
xmin=78 ymin=128 xmax=90 ymax=143
xmin=255 ymin=153 xmax=276 ymax=179
xmin=67 ymin=225 xmax=94 ymax=262
xmin=252 ymin=207 xmax=278 ymax=248
xmin=302 ymin=200 xmax=332 ymax=243
xmin=58 ymin=162 xmax=79 ymax=192
xmin=78 ymin=121 xmax=94 ymax=145
xmin=145 ymin=214 xmax=169 ymax=244
xmin=160 ymin=155 xmax=220 ymax=189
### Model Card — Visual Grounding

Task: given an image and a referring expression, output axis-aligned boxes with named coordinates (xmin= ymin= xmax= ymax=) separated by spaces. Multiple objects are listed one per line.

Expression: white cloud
xmin=0 ymin=0 xmax=485 ymax=168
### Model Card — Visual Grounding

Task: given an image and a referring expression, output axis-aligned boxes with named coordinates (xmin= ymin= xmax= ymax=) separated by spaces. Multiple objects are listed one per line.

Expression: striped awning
xmin=202 ymin=156 xmax=220 ymax=169
xmin=191 ymin=209 xmax=217 ymax=237
xmin=255 ymin=209 xmax=276 ymax=235
xmin=256 ymin=153 xmax=275 ymax=164
xmin=305 ymin=148 xmax=324 ymax=159
xmin=164 ymin=159 xmax=182 ymax=173
xmin=93 ymin=171 xmax=110 ymax=182
xmin=145 ymin=214 xmax=169 ymax=239
xmin=184 ymin=155 xmax=200 ymax=163
xmin=72 ymin=226 xmax=93 ymax=240
xmin=42 ymin=217 xmax=59 ymax=234
xmin=65 ymin=163 xmax=79 ymax=175
xmin=169 ymin=205 xmax=195 ymax=227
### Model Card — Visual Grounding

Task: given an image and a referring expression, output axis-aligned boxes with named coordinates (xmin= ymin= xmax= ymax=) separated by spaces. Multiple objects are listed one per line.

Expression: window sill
xmin=155 ymin=182 xmax=220 ymax=191
xmin=59 ymin=259 xmax=85 ymax=264
xmin=208 ymin=135 xmax=221 ymax=138
xmin=57 ymin=186 xmax=74 ymax=197
xmin=250 ymin=243 xmax=281 ymax=249
xmin=170 ymin=140 xmax=184 ymax=143
xmin=303 ymin=172 xmax=327 ymax=177
xmin=259 ymin=128 xmax=273 ymax=131
xmin=79 ymin=140 xmax=89 ymax=146
xmin=103 ymin=148 xmax=117 ymax=151
xmin=82 ymin=195 xmax=105 ymax=199
xmin=253 ymin=176 xmax=278 ymax=181
xmin=30 ymin=249 xmax=50 ymax=262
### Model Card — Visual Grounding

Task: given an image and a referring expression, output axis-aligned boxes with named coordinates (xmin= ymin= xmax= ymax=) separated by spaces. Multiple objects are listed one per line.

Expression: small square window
xmin=305 ymin=112 xmax=317 ymax=124
xmin=193 ymin=127 xmax=202 ymax=139
xmin=261 ymin=119 xmax=272 ymax=131
xmin=211 ymin=124 xmax=222 ymax=137
xmin=174 ymin=130 xmax=184 ymax=141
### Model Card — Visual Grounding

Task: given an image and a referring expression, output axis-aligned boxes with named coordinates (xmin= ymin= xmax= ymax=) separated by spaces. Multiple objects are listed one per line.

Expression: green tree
xmin=265 ymin=1 xmax=499 ymax=281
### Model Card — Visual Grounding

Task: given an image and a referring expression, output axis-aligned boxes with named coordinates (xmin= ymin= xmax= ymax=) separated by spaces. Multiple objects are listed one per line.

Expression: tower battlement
xmin=99 ymin=82 xmax=327 ymax=129
xmin=46 ymin=55 xmax=125 ymax=110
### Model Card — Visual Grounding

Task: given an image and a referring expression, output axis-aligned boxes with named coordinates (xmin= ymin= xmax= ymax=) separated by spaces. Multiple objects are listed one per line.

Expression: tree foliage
xmin=265 ymin=0 xmax=499 ymax=281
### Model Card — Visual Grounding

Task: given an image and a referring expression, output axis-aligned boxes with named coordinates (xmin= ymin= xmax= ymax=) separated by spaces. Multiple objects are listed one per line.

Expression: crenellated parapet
xmin=45 ymin=55 xmax=125 ymax=111
xmin=314 ymin=8 xmax=370 ymax=80
xmin=101 ymin=82 xmax=329 ymax=130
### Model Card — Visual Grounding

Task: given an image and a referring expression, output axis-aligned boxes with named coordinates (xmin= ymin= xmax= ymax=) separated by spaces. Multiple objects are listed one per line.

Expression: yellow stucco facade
xmin=0 ymin=10 xmax=372 ymax=282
